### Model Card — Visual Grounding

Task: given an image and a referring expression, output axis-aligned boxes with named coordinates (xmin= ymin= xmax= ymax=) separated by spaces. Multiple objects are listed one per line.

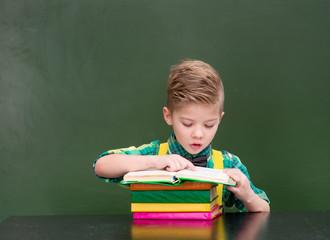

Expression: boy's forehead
xmin=172 ymin=102 xmax=222 ymax=117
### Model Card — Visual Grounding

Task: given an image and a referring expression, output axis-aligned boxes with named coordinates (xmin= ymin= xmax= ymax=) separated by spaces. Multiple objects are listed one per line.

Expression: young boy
xmin=93 ymin=59 xmax=270 ymax=212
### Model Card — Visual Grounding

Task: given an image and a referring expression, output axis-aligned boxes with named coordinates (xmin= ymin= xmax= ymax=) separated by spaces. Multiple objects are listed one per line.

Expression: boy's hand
xmin=223 ymin=168 xmax=256 ymax=203
xmin=154 ymin=154 xmax=196 ymax=172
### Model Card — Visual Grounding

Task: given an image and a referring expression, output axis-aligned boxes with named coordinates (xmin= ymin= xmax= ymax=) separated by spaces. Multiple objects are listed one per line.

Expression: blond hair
xmin=167 ymin=59 xmax=224 ymax=112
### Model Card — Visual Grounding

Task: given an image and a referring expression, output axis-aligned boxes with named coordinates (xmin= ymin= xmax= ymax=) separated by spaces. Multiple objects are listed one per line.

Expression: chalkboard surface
xmin=1 ymin=0 xmax=329 ymax=221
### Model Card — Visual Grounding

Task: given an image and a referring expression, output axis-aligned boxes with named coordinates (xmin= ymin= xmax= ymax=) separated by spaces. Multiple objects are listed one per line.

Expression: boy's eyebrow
xmin=179 ymin=117 xmax=219 ymax=122
xmin=204 ymin=119 xmax=219 ymax=123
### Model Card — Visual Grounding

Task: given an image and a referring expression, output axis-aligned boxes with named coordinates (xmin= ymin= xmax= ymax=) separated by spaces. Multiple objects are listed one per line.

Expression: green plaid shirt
xmin=93 ymin=133 xmax=270 ymax=211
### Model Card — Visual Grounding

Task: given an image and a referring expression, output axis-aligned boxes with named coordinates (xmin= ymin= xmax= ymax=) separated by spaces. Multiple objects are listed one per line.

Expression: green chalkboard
xmin=1 ymin=0 xmax=329 ymax=221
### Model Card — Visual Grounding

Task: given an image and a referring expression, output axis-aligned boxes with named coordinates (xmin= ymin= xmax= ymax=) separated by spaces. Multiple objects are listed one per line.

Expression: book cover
xmin=131 ymin=199 xmax=217 ymax=212
xmin=130 ymin=182 xmax=217 ymax=191
xmin=133 ymin=204 xmax=223 ymax=220
xmin=131 ymin=187 xmax=217 ymax=203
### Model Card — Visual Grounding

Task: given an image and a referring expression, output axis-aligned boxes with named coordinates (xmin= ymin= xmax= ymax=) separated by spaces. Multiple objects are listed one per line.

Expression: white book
xmin=123 ymin=167 xmax=236 ymax=186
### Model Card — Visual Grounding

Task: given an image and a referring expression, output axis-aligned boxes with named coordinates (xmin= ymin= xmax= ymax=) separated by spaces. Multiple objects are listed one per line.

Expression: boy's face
xmin=163 ymin=103 xmax=224 ymax=155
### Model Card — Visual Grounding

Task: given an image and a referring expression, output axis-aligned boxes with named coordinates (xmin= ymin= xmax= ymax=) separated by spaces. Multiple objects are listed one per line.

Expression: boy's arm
xmin=223 ymin=168 xmax=270 ymax=212
xmin=94 ymin=154 xmax=195 ymax=179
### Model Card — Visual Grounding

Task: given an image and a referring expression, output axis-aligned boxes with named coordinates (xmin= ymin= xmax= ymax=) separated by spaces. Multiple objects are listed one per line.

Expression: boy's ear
xmin=219 ymin=112 xmax=225 ymax=124
xmin=163 ymin=107 xmax=173 ymax=125
xmin=220 ymin=112 xmax=225 ymax=119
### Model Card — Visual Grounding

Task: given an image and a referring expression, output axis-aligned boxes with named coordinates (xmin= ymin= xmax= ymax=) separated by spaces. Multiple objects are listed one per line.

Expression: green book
xmin=131 ymin=187 xmax=217 ymax=203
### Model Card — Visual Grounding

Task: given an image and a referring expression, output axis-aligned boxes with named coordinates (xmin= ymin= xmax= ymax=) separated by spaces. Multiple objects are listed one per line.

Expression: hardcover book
xmin=131 ymin=187 xmax=217 ymax=203
xmin=133 ymin=204 xmax=223 ymax=220
xmin=131 ymin=198 xmax=218 ymax=212
xmin=123 ymin=167 xmax=236 ymax=186
xmin=130 ymin=182 xmax=217 ymax=191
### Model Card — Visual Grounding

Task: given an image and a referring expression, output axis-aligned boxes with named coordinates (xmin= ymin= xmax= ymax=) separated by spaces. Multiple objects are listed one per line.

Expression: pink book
xmin=133 ymin=205 xmax=222 ymax=220
xmin=133 ymin=219 xmax=213 ymax=227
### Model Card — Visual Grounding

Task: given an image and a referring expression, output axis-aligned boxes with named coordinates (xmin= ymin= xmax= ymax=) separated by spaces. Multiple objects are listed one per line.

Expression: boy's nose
xmin=192 ymin=127 xmax=203 ymax=139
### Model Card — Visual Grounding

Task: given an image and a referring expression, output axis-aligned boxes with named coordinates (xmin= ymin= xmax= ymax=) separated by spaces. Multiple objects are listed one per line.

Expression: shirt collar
xmin=167 ymin=132 xmax=212 ymax=161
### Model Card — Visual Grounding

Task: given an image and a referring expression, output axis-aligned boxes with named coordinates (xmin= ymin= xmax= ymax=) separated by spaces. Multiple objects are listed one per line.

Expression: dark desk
xmin=0 ymin=211 xmax=329 ymax=240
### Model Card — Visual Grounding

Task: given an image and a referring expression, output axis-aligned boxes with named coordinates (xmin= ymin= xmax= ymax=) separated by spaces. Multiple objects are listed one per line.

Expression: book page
xmin=177 ymin=167 xmax=228 ymax=181
xmin=125 ymin=168 xmax=176 ymax=177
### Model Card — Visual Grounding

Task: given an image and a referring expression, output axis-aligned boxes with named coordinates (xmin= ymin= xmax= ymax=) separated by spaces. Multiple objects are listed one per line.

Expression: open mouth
xmin=190 ymin=144 xmax=202 ymax=149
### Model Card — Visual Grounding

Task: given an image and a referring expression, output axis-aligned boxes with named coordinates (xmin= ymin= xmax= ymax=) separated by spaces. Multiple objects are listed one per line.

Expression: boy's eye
xmin=182 ymin=123 xmax=192 ymax=127
xmin=205 ymin=125 xmax=214 ymax=129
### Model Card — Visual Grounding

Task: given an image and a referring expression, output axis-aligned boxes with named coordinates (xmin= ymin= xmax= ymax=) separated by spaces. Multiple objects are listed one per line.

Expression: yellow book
xmin=131 ymin=199 xmax=217 ymax=212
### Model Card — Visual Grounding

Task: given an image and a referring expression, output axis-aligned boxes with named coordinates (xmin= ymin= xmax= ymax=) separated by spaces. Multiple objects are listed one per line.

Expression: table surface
xmin=0 ymin=210 xmax=329 ymax=240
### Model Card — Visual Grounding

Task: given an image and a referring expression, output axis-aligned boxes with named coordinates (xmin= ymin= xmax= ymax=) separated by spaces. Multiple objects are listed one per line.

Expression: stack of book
xmin=122 ymin=167 xmax=236 ymax=220
xmin=130 ymin=182 xmax=222 ymax=220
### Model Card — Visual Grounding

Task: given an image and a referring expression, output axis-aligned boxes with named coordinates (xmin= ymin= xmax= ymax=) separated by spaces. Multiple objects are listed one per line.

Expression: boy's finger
xmin=230 ymin=174 xmax=241 ymax=186
xmin=183 ymin=159 xmax=196 ymax=170
xmin=184 ymin=160 xmax=196 ymax=170
xmin=172 ymin=160 xmax=180 ymax=171
xmin=225 ymin=185 xmax=237 ymax=193
xmin=177 ymin=156 xmax=195 ymax=170
xmin=223 ymin=169 xmax=240 ymax=185
xmin=167 ymin=161 xmax=176 ymax=172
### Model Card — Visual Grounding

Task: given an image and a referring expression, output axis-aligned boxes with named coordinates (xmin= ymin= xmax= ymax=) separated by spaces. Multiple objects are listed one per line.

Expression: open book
xmin=122 ymin=167 xmax=236 ymax=186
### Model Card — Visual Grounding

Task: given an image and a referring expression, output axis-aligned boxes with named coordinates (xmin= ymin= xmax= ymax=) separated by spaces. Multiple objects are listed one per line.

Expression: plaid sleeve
xmin=93 ymin=141 xmax=160 ymax=183
xmin=222 ymin=151 xmax=270 ymax=212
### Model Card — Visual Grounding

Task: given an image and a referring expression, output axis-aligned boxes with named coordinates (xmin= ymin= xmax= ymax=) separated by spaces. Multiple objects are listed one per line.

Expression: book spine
xmin=131 ymin=202 xmax=215 ymax=212
xmin=130 ymin=182 xmax=217 ymax=191
xmin=133 ymin=205 xmax=222 ymax=220
xmin=131 ymin=190 xmax=212 ymax=203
